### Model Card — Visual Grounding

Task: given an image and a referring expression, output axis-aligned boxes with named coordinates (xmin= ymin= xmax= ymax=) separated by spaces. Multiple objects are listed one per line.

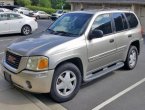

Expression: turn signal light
xmin=37 ymin=58 xmax=48 ymax=70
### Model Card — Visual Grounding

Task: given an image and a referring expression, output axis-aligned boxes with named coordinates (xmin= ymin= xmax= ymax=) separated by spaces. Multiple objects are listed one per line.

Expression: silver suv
xmin=2 ymin=9 xmax=144 ymax=102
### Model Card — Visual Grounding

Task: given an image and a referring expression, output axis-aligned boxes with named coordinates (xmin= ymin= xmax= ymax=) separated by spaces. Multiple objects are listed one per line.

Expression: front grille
xmin=6 ymin=51 xmax=21 ymax=69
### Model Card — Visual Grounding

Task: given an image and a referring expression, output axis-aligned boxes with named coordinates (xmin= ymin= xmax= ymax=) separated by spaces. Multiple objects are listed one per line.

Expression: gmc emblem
xmin=8 ymin=55 xmax=16 ymax=64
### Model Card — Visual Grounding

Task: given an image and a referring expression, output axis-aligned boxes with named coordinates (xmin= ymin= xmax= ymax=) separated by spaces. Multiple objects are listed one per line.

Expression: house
xmin=0 ymin=0 xmax=14 ymax=6
xmin=67 ymin=0 xmax=145 ymax=31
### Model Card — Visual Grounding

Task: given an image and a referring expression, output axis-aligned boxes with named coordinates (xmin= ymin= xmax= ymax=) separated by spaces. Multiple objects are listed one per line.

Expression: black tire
xmin=36 ymin=16 xmax=40 ymax=20
xmin=50 ymin=63 xmax=82 ymax=102
xmin=124 ymin=46 xmax=138 ymax=70
xmin=20 ymin=12 xmax=23 ymax=14
xmin=21 ymin=25 xmax=31 ymax=36
xmin=48 ymin=16 xmax=50 ymax=19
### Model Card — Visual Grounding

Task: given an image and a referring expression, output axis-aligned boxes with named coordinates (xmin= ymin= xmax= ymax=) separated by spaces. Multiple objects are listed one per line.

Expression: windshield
xmin=56 ymin=10 xmax=63 ymax=14
xmin=48 ymin=13 xmax=93 ymax=37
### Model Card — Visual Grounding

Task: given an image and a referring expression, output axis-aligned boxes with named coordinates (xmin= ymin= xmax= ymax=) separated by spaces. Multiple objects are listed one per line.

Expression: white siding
xmin=140 ymin=6 xmax=145 ymax=30
xmin=0 ymin=0 xmax=14 ymax=6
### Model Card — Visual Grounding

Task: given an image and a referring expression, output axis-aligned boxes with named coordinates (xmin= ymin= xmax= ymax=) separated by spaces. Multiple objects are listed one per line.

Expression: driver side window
xmin=92 ymin=14 xmax=113 ymax=35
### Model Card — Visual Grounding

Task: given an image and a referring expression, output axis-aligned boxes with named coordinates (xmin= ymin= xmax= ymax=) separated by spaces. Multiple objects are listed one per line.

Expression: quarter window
xmin=92 ymin=14 xmax=113 ymax=35
xmin=125 ymin=13 xmax=138 ymax=28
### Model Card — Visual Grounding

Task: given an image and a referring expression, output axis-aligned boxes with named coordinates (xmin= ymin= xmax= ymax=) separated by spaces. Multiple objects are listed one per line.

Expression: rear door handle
xmin=109 ymin=39 xmax=114 ymax=43
xmin=128 ymin=34 xmax=132 ymax=38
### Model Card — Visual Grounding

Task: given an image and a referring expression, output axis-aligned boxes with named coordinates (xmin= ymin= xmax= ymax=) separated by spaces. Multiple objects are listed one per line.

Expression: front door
xmin=87 ymin=13 xmax=118 ymax=73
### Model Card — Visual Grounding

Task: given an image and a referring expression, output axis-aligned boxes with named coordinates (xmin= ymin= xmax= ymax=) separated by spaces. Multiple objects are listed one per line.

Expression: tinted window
xmin=112 ymin=13 xmax=124 ymax=32
xmin=121 ymin=14 xmax=128 ymax=29
xmin=125 ymin=13 xmax=138 ymax=28
xmin=112 ymin=13 xmax=128 ymax=32
xmin=7 ymin=14 xmax=22 ymax=20
xmin=0 ymin=14 xmax=8 ymax=21
xmin=92 ymin=14 xmax=112 ymax=35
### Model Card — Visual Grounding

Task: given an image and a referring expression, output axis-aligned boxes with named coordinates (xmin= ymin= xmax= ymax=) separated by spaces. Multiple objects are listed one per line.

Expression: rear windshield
xmin=125 ymin=13 xmax=138 ymax=28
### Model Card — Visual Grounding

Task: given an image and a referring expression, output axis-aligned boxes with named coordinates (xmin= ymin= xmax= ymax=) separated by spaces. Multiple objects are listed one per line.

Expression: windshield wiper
xmin=47 ymin=29 xmax=55 ymax=33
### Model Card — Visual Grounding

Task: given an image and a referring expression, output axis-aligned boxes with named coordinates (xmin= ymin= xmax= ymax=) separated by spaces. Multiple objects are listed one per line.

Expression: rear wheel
xmin=124 ymin=46 xmax=138 ymax=70
xmin=36 ymin=16 xmax=40 ymax=20
xmin=50 ymin=63 xmax=82 ymax=102
xmin=21 ymin=25 xmax=31 ymax=36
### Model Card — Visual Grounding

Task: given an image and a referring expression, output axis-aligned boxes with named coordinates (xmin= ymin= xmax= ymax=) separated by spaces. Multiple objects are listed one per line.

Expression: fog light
xmin=26 ymin=81 xmax=32 ymax=89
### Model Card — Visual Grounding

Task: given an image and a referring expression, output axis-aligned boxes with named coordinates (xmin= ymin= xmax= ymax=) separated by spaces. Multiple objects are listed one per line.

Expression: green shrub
xmin=26 ymin=6 xmax=56 ymax=14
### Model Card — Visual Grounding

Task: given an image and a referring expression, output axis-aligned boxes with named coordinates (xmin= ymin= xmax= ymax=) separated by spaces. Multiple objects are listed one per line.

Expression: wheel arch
xmin=54 ymin=57 xmax=84 ymax=82
xmin=130 ymin=40 xmax=140 ymax=55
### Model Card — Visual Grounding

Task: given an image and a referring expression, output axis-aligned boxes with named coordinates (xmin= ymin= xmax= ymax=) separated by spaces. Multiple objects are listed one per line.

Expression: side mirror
xmin=89 ymin=30 xmax=103 ymax=40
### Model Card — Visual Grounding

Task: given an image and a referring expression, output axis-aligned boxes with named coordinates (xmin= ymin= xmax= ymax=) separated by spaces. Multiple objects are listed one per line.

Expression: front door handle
xmin=109 ymin=39 xmax=114 ymax=43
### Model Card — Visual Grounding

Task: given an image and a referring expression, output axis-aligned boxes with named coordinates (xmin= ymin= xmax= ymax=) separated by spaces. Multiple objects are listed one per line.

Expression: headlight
xmin=26 ymin=56 xmax=49 ymax=71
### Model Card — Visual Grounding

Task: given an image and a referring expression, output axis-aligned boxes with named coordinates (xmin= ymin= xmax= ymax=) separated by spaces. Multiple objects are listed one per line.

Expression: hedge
xmin=26 ymin=6 xmax=56 ymax=14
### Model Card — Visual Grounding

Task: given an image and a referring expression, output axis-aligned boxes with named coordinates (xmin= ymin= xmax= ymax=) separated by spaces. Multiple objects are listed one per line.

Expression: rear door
xmin=0 ymin=13 xmax=9 ymax=34
xmin=113 ymin=12 xmax=139 ymax=61
xmin=7 ymin=13 xmax=23 ymax=33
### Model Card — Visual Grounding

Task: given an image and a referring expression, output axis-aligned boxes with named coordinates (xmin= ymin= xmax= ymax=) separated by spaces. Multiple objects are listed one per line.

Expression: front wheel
xmin=50 ymin=63 xmax=82 ymax=102
xmin=124 ymin=46 xmax=138 ymax=70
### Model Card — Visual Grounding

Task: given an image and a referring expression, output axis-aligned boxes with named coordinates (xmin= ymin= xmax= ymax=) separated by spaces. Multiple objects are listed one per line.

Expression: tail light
xmin=141 ymin=27 xmax=144 ymax=37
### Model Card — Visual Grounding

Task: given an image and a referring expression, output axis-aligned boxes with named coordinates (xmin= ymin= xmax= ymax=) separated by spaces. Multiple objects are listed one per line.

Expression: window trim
xmin=111 ymin=12 xmax=139 ymax=34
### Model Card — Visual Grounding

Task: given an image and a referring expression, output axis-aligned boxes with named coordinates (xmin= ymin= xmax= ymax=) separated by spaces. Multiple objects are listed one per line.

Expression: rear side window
xmin=0 ymin=14 xmax=8 ymax=21
xmin=112 ymin=13 xmax=128 ymax=32
xmin=7 ymin=14 xmax=22 ymax=20
xmin=125 ymin=13 xmax=138 ymax=28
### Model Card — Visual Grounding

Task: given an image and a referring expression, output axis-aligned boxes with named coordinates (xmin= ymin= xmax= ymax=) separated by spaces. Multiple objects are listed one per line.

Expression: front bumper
xmin=1 ymin=64 xmax=54 ymax=93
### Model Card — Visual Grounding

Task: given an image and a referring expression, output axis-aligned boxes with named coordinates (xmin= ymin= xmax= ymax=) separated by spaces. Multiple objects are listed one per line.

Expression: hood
xmin=7 ymin=32 xmax=75 ymax=56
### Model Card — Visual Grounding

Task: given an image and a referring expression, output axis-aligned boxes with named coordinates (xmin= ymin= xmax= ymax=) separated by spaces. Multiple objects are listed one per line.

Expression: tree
xmin=51 ymin=0 xmax=70 ymax=10
xmin=16 ymin=0 xmax=31 ymax=6
xmin=31 ymin=0 xmax=39 ymax=6
xmin=39 ymin=0 xmax=51 ymax=8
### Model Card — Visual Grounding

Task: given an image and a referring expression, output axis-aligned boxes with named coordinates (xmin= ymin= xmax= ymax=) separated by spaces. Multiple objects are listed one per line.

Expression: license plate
xmin=4 ymin=72 xmax=12 ymax=84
